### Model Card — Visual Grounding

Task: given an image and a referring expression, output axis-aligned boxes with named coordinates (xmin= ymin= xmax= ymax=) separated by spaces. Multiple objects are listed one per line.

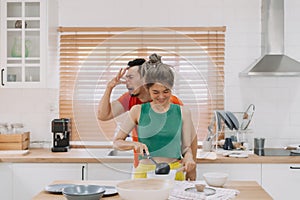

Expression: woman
xmin=113 ymin=60 xmax=196 ymax=180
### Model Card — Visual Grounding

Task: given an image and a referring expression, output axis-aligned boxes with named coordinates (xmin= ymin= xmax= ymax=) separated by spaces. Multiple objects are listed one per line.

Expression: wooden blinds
xmin=58 ymin=27 xmax=225 ymax=141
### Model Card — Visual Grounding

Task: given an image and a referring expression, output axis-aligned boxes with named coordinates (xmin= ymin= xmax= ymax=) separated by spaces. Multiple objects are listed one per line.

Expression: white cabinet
xmin=197 ymin=164 xmax=262 ymax=184
xmin=0 ymin=163 xmax=13 ymax=200
xmin=262 ymin=164 xmax=300 ymax=200
xmin=87 ymin=163 xmax=133 ymax=180
xmin=0 ymin=0 xmax=58 ymax=88
xmin=13 ymin=163 xmax=86 ymax=200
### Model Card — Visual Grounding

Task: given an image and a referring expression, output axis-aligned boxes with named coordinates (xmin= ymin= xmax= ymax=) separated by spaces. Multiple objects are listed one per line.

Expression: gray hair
xmin=140 ymin=53 xmax=162 ymax=78
xmin=144 ymin=62 xmax=174 ymax=89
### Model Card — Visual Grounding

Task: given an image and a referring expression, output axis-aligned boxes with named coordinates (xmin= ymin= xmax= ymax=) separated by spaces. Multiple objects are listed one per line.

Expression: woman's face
xmin=148 ymin=83 xmax=172 ymax=106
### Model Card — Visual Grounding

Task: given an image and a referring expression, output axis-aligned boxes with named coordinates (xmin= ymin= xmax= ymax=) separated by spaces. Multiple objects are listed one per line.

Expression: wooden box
xmin=0 ymin=132 xmax=30 ymax=150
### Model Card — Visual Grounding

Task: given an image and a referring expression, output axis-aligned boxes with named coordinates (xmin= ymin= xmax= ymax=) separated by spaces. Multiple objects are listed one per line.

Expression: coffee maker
xmin=51 ymin=118 xmax=71 ymax=152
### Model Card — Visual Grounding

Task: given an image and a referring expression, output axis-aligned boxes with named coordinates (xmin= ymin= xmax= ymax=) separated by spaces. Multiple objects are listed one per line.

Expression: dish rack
xmin=207 ymin=108 xmax=255 ymax=151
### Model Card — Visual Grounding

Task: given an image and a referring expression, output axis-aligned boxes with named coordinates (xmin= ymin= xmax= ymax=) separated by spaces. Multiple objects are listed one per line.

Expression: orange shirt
xmin=118 ymin=92 xmax=183 ymax=111
xmin=118 ymin=92 xmax=183 ymax=167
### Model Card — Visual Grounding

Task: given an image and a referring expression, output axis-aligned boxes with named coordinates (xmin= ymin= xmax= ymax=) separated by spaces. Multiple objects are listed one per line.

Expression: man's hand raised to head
xmin=107 ymin=68 xmax=127 ymax=89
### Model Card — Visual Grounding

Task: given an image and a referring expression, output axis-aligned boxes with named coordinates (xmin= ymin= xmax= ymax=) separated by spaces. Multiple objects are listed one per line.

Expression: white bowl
xmin=116 ymin=178 xmax=174 ymax=200
xmin=147 ymin=169 xmax=177 ymax=180
xmin=203 ymin=172 xmax=228 ymax=187
xmin=62 ymin=185 xmax=105 ymax=200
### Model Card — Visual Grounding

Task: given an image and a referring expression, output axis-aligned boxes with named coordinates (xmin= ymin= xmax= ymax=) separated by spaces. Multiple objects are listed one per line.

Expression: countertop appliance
xmin=51 ymin=118 xmax=71 ymax=152
xmin=254 ymin=148 xmax=300 ymax=156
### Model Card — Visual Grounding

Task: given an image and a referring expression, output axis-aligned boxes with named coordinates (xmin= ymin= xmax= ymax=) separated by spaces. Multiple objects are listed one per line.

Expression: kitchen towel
xmin=169 ymin=181 xmax=239 ymax=200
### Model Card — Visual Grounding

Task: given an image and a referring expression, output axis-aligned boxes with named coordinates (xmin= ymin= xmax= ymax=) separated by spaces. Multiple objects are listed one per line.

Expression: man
xmin=98 ymin=55 xmax=197 ymax=180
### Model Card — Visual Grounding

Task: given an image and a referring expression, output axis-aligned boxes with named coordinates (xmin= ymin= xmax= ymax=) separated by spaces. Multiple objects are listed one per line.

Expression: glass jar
xmin=239 ymin=129 xmax=254 ymax=150
xmin=11 ymin=123 xmax=24 ymax=134
xmin=0 ymin=123 xmax=9 ymax=134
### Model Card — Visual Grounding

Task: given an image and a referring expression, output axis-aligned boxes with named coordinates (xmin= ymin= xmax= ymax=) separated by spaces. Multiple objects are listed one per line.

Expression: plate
xmin=291 ymin=149 xmax=300 ymax=154
xmin=226 ymin=111 xmax=239 ymax=130
xmin=228 ymin=152 xmax=248 ymax=158
xmin=217 ymin=110 xmax=234 ymax=130
xmin=45 ymin=184 xmax=76 ymax=194
xmin=101 ymin=186 xmax=118 ymax=197
xmin=185 ymin=187 xmax=216 ymax=196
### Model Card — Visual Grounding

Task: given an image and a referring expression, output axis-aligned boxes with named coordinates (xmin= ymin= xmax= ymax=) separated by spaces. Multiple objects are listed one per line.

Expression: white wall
xmin=1 ymin=0 xmax=300 ymax=147
xmin=57 ymin=0 xmax=300 ymax=147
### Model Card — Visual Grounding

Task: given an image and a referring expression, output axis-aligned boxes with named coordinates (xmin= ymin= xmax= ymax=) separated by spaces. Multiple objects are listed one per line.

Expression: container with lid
xmin=0 ymin=123 xmax=9 ymax=134
xmin=11 ymin=123 xmax=24 ymax=134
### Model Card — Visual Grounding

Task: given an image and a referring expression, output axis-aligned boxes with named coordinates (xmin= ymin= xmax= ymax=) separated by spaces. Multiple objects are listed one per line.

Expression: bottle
xmin=11 ymin=37 xmax=22 ymax=57
xmin=11 ymin=37 xmax=31 ymax=57
xmin=25 ymin=40 xmax=31 ymax=57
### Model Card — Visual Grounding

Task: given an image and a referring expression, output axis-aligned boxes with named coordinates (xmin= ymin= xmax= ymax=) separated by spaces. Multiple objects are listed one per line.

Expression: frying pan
xmin=240 ymin=104 xmax=255 ymax=130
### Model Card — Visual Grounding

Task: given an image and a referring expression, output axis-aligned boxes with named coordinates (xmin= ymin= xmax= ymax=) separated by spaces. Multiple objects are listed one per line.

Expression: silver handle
xmin=290 ymin=166 xmax=300 ymax=170
xmin=1 ymin=69 xmax=4 ymax=86
xmin=81 ymin=165 xmax=85 ymax=180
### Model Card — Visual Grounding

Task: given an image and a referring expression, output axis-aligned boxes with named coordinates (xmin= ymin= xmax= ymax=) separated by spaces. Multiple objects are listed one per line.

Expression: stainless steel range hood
xmin=240 ymin=0 xmax=300 ymax=77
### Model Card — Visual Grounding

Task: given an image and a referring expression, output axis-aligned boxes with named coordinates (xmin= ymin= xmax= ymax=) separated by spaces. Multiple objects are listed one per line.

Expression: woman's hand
xmin=185 ymin=168 xmax=196 ymax=181
xmin=182 ymin=151 xmax=196 ymax=180
xmin=132 ymin=141 xmax=149 ymax=156
xmin=183 ymin=157 xmax=196 ymax=173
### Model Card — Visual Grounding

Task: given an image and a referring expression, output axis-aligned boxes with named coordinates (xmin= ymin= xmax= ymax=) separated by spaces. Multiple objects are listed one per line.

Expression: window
xmin=58 ymin=27 xmax=225 ymax=141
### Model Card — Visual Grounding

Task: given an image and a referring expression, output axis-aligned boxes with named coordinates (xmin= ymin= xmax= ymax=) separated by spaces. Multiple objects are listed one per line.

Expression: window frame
xmin=58 ymin=27 xmax=226 ymax=141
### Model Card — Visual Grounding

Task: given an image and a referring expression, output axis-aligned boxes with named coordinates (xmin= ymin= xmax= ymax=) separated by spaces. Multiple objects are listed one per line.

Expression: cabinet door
xmin=13 ymin=163 xmax=86 ymax=200
xmin=197 ymin=164 xmax=261 ymax=184
xmin=0 ymin=163 xmax=13 ymax=200
xmin=262 ymin=164 xmax=300 ymax=200
xmin=87 ymin=163 xmax=133 ymax=180
xmin=1 ymin=0 xmax=45 ymax=88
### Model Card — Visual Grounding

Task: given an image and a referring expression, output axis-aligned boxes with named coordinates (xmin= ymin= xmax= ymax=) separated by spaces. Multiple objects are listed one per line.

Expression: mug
xmin=254 ymin=138 xmax=265 ymax=150
xmin=223 ymin=137 xmax=234 ymax=150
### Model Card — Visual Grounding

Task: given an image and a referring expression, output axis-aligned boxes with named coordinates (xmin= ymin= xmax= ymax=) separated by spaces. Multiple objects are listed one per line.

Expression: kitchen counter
xmin=0 ymin=148 xmax=133 ymax=163
xmin=1 ymin=148 xmax=300 ymax=163
xmin=32 ymin=180 xmax=272 ymax=200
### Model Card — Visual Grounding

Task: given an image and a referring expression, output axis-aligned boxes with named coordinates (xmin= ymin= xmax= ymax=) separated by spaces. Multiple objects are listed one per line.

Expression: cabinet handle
xmin=1 ymin=69 xmax=4 ymax=86
xmin=81 ymin=165 xmax=85 ymax=180
xmin=290 ymin=166 xmax=300 ymax=170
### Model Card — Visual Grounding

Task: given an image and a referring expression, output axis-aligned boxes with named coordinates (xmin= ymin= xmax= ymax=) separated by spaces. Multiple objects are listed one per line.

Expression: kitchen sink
xmin=107 ymin=149 xmax=134 ymax=157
